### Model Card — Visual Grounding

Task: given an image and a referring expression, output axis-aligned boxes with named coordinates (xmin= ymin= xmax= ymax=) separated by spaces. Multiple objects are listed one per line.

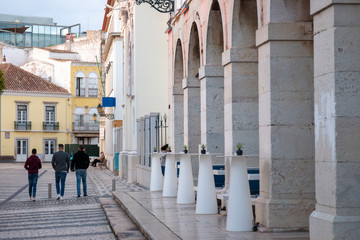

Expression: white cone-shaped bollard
xmin=226 ymin=156 xmax=254 ymax=231
xmin=177 ymin=154 xmax=195 ymax=204
xmin=150 ymin=153 xmax=163 ymax=191
xmin=196 ymin=154 xmax=218 ymax=214
xmin=162 ymin=153 xmax=177 ymax=197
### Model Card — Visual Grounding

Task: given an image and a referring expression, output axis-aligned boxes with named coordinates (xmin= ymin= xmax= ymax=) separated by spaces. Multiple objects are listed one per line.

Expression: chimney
xmin=2 ymin=55 xmax=6 ymax=63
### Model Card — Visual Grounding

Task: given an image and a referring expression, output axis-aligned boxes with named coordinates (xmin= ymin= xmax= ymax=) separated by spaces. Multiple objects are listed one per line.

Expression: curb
xmin=100 ymin=197 xmax=146 ymax=240
xmin=113 ymin=192 xmax=181 ymax=240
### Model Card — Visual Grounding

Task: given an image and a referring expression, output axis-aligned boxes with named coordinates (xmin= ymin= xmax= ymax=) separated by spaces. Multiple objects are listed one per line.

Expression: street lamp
xmin=92 ymin=113 xmax=98 ymax=122
xmin=97 ymin=104 xmax=104 ymax=116
xmin=135 ymin=0 xmax=174 ymax=13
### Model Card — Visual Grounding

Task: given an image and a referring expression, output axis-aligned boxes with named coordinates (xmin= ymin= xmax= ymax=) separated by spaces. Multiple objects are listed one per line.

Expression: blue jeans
xmin=161 ymin=166 xmax=165 ymax=176
xmin=55 ymin=172 xmax=67 ymax=196
xmin=76 ymin=169 xmax=87 ymax=196
xmin=28 ymin=173 xmax=38 ymax=197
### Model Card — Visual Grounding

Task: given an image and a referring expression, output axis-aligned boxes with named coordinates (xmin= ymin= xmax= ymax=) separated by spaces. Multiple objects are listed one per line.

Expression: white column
xmin=150 ymin=153 xmax=163 ymax=191
xmin=162 ymin=153 xmax=177 ymax=197
xmin=196 ymin=154 xmax=217 ymax=214
xmin=177 ymin=154 xmax=195 ymax=204
xmin=226 ymin=156 xmax=253 ymax=231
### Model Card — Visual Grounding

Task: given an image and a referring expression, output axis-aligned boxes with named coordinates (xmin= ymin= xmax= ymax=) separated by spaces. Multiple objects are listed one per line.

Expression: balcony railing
xmin=73 ymin=122 xmax=99 ymax=132
xmin=43 ymin=122 xmax=59 ymax=131
xmin=14 ymin=121 xmax=32 ymax=130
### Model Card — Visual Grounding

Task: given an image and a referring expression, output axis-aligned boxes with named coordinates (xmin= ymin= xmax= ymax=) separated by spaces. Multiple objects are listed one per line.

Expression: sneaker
xmin=84 ymin=194 xmax=88 ymax=197
xmin=29 ymin=196 xmax=32 ymax=201
xmin=60 ymin=196 xmax=64 ymax=201
xmin=77 ymin=195 xmax=80 ymax=198
xmin=56 ymin=194 xmax=61 ymax=200
xmin=32 ymin=197 xmax=36 ymax=201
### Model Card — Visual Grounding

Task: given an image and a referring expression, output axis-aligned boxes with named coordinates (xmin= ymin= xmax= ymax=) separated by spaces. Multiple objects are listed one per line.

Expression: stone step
xmin=112 ymin=191 xmax=181 ymax=240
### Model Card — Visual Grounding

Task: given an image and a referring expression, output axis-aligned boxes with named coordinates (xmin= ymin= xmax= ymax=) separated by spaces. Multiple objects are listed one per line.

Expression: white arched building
xmin=167 ymin=0 xmax=360 ymax=238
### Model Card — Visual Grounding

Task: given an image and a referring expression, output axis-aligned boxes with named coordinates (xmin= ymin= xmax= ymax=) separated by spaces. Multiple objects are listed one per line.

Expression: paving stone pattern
xmin=0 ymin=163 xmax=143 ymax=240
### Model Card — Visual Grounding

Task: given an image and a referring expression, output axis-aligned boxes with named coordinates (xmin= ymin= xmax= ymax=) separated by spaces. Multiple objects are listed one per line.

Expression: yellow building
xmin=70 ymin=63 xmax=101 ymax=145
xmin=0 ymin=63 xmax=72 ymax=162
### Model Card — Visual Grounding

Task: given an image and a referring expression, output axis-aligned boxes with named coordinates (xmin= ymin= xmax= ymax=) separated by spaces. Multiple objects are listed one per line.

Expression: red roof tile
xmin=0 ymin=63 xmax=70 ymax=95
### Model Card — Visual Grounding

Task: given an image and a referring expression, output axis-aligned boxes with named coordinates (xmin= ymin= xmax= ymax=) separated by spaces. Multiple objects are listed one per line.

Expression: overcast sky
xmin=1 ymin=0 xmax=105 ymax=31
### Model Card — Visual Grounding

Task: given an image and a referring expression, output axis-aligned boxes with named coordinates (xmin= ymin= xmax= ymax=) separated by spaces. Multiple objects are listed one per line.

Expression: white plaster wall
xmin=133 ymin=4 xmax=169 ymax=119
xmin=50 ymin=31 xmax=102 ymax=63
xmin=0 ymin=44 xmax=28 ymax=66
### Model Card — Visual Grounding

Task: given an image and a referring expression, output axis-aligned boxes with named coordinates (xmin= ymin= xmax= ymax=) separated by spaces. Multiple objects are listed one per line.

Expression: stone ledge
xmin=113 ymin=191 xmax=181 ymax=240
xmin=256 ymin=22 xmax=313 ymax=47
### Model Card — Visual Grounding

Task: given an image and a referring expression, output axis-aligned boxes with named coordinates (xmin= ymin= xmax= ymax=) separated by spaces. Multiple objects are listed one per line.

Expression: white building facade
xmin=101 ymin=0 xmax=168 ymax=177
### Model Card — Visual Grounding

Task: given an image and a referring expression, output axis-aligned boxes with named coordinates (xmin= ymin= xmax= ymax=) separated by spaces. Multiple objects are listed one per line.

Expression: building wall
xmin=0 ymin=93 xmax=71 ymax=160
xmin=133 ymin=4 xmax=169 ymax=120
xmin=70 ymin=64 xmax=101 ymax=144
xmin=0 ymin=43 xmax=29 ymax=66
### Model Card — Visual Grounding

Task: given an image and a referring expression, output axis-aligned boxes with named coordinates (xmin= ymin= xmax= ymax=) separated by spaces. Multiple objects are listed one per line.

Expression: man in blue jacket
xmin=71 ymin=145 xmax=90 ymax=198
xmin=52 ymin=144 xmax=70 ymax=200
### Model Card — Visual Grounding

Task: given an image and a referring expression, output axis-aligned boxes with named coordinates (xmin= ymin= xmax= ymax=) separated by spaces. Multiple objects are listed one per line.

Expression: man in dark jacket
xmin=24 ymin=148 xmax=42 ymax=201
xmin=52 ymin=144 xmax=70 ymax=200
xmin=71 ymin=145 xmax=90 ymax=197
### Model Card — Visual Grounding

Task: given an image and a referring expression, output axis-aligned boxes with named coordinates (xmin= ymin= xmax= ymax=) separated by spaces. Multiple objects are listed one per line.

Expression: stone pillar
xmin=223 ymin=47 xmax=258 ymax=156
xmin=309 ymin=2 xmax=360 ymax=239
xmin=199 ymin=65 xmax=224 ymax=154
xmin=255 ymin=21 xmax=315 ymax=230
xmin=183 ymin=77 xmax=201 ymax=153
xmin=171 ymin=86 xmax=184 ymax=152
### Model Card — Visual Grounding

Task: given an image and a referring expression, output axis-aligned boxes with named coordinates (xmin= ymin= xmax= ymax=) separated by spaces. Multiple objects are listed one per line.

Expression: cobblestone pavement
xmin=0 ymin=163 xmax=143 ymax=240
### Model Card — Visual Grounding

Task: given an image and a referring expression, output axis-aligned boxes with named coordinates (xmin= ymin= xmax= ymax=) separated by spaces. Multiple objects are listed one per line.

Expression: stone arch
xmin=222 ymin=0 xmax=259 ymax=156
xmin=172 ymin=39 xmax=185 ymax=152
xmin=205 ymin=0 xmax=224 ymax=65
xmin=183 ymin=22 xmax=201 ymax=153
xmin=200 ymin=0 xmax=225 ymax=153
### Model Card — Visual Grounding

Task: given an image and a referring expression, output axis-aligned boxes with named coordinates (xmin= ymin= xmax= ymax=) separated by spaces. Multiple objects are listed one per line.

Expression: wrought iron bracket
xmin=135 ymin=0 xmax=174 ymax=13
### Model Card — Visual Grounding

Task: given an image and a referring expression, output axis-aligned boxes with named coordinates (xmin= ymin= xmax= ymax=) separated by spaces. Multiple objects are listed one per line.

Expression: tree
xmin=0 ymin=69 xmax=5 ymax=92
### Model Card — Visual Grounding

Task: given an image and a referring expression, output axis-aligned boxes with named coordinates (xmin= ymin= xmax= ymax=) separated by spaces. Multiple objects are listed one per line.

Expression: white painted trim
xmin=2 ymin=91 xmax=71 ymax=98
xmin=1 ymin=130 xmax=69 ymax=133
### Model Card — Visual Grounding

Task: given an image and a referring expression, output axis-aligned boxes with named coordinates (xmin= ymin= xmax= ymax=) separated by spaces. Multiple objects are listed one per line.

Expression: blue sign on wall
xmin=102 ymin=97 xmax=116 ymax=107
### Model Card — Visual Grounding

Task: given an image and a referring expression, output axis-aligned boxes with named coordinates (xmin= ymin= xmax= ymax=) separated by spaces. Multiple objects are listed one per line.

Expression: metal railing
xmin=14 ymin=121 xmax=32 ymax=130
xmin=43 ymin=122 xmax=59 ymax=131
xmin=72 ymin=122 xmax=99 ymax=131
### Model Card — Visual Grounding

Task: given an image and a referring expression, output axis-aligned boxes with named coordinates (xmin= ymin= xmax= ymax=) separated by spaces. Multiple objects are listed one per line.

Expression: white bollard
xmin=162 ymin=153 xmax=177 ymax=197
xmin=226 ymin=156 xmax=254 ymax=231
xmin=177 ymin=154 xmax=195 ymax=204
xmin=196 ymin=154 xmax=218 ymax=214
xmin=150 ymin=153 xmax=163 ymax=191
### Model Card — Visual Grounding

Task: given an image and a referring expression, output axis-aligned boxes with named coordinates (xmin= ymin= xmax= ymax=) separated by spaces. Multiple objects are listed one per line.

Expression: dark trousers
xmin=28 ymin=173 xmax=38 ymax=197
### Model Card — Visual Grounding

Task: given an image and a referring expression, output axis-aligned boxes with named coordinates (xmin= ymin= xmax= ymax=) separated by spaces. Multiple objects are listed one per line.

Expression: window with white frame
xmin=17 ymin=105 xmax=28 ymax=122
xmin=73 ymin=107 xmax=86 ymax=127
xmin=45 ymin=106 xmax=56 ymax=123
xmin=88 ymin=72 xmax=99 ymax=98
xmin=74 ymin=71 xmax=99 ymax=98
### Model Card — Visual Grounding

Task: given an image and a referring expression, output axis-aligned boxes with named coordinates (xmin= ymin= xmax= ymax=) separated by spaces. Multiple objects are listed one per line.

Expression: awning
xmin=0 ymin=27 xmax=29 ymax=34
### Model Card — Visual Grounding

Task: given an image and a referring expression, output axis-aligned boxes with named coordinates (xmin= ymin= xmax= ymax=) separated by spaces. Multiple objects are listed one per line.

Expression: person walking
xmin=52 ymin=144 xmax=70 ymax=200
xmin=71 ymin=145 xmax=90 ymax=197
xmin=24 ymin=148 xmax=42 ymax=201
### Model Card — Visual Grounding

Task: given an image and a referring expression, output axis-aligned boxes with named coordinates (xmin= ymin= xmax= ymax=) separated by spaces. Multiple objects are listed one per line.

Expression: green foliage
xmin=0 ymin=69 xmax=6 ymax=92
xmin=184 ymin=145 xmax=188 ymax=150
xmin=153 ymin=147 xmax=157 ymax=152
xmin=168 ymin=146 xmax=171 ymax=151
xmin=201 ymin=144 xmax=206 ymax=150
xmin=236 ymin=143 xmax=242 ymax=150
